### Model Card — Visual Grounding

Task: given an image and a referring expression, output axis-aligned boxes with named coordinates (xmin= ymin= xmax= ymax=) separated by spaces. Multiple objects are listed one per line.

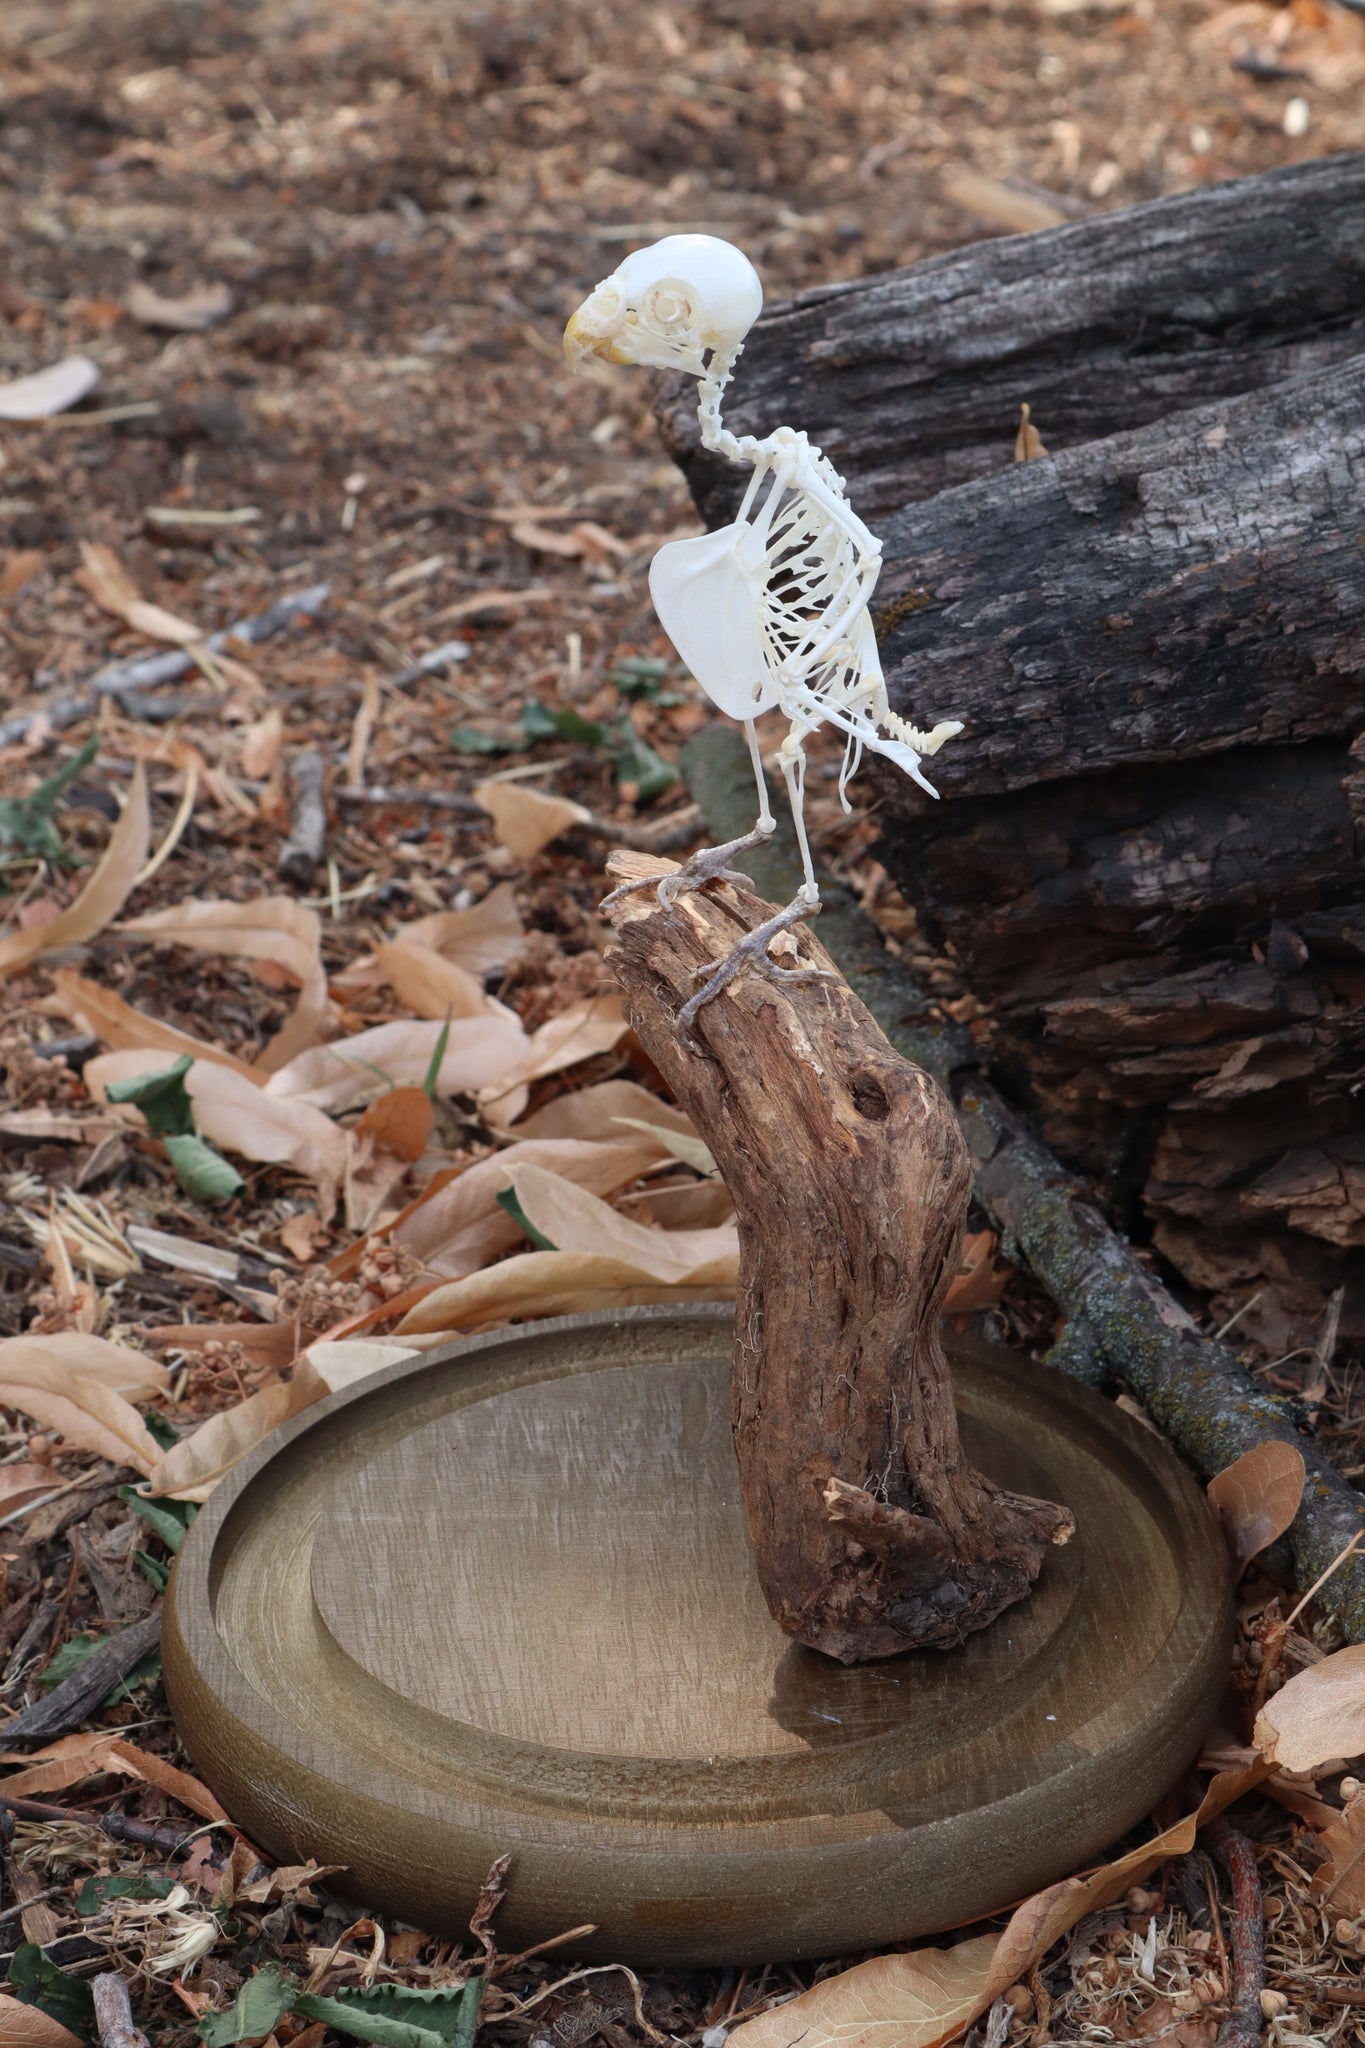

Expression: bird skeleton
xmin=565 ymin=234 xmax=961 ymax=1033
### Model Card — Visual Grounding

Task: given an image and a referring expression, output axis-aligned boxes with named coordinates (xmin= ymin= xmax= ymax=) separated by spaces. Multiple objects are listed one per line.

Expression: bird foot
xmin=678 ymin=891 xmax=836 ymax=1040
xmin=600 ymin=822 xmax=775 ymax=916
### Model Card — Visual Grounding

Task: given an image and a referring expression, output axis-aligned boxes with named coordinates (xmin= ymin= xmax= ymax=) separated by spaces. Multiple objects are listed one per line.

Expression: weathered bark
xmin=869 ymin=357 xmax=1365 ymax=799
xmin=679 ymin=725 xmax=1365 ymax=1642
xmin=657 ymin=156 xmax=1365 ymax=526
xmin=602 ymin=848 xmax=1073 ymax=1663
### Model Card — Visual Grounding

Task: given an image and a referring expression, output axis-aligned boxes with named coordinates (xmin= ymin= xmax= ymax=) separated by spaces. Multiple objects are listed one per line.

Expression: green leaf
xmin=135 ymin=1549 xmax=169 ymax=1592
xmin=613 ymin=723 xmax=678 ymax=805
xmin=164 ymin=1132 xmax=246 ymax=1203
xmin=0 ymin=736 xmax=99 ymax=860
xmin=494 ymin=1185 xmax=556 ymax=1251
xmin=40 ymin=1631 xmax=162 ymax=1703
xmin=422 ymin=1014 xmax=452 ymax=1100
xmin=76 ymin=1872 xmax=177 ymax=1914
xmin=119 ymin=1483 xmax=198 ymax=1550
xmin=198 ymin=1963 xmax=297 ymax=2046
xmin=294 ymin=1977 xmax=482 ymax=2048
xmin=449 ymin=724 xmax=525 ymax=755
xmin=105 ymin=1055 xmax=195 ymax=1137
xmin=136 ymin=1409 xmax=182 ymax=1453
xmin=523 ymin=700 xmax=607 ymax=746
xmin=8 ymin=1942 xmax=97 ymax=2039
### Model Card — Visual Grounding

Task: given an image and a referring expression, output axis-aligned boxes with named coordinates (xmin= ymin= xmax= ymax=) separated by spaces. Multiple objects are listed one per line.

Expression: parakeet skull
xmin=564 ymin=234 xmax=763 ymax=377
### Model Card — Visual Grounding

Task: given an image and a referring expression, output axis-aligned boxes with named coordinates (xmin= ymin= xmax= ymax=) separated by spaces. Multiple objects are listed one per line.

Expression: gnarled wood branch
xmin=603 ymin=851 xmax=1072 ymax=1663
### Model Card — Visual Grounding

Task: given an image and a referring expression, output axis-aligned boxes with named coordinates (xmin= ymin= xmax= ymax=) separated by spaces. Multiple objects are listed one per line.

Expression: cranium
xmin=564 ymin=233 xmax=763 ymax=377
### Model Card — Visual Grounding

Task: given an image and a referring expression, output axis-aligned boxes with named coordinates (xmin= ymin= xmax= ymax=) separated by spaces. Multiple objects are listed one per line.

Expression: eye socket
xmin=639 ymin=279 xmax=695 ymax=335
xmin=590 ymin=283 xmax=624 ymax=321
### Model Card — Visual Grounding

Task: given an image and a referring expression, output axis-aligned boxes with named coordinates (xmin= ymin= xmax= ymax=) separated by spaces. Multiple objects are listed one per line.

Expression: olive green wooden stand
xmin=165 ymin=1305 xmax=1231 ymax=1966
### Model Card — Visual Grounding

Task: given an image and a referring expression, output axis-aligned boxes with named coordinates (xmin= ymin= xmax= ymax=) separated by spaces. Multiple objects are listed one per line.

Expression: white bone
xmin=565 ymin=234 xmax=962 ymax=917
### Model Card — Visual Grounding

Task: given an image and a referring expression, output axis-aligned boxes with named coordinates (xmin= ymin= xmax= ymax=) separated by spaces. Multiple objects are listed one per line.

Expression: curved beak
xmin=563 ymin=305 xmax=630 ymax=373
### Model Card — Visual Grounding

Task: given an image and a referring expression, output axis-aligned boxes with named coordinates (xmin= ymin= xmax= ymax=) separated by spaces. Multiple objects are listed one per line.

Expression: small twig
xmin=277 ymin=749 xmax=328 ymax=886
xmin=0 ymin=1792 xmax=210 ymax=1857
xmin=0 ymin=1883 xmax=66 ymax=1930
xmin=92 ymin=1971 xmax=152 ymax=2048
xmin=0 ymin=583 xmax=331 ymax=749
xmin=1207 ymin=1820 xmax=1265 ymax=2048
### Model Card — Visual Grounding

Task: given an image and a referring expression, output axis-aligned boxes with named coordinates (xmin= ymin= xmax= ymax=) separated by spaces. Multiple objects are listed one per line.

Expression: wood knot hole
xmin=849 ymin=1072 xmax=890 ymax=1120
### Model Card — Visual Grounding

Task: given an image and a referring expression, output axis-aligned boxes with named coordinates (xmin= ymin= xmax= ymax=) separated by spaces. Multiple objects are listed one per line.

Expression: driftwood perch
xmin=603 ymin=850 xmax=1073 ymax=1663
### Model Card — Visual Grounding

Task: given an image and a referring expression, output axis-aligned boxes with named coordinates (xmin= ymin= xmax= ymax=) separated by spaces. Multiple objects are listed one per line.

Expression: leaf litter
xmin=1 ymin=0 xmax=1363 ymax=2042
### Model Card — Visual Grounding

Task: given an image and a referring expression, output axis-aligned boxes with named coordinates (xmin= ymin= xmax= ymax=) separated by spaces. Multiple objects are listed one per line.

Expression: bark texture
xmin=679 ymin=725 xmax=1365 ymax=1644
xmin=656 ymin=156 xmax=1365 ymax=524
xmin=602 ymin=849 xmax=1073 ymax=1663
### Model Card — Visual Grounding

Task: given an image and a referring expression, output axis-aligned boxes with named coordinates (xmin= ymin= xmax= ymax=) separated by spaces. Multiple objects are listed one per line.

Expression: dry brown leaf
xmin=473 ymin=779 xmax=591 ymax=859
xmin=303 ymin=1339 xmax=420 ymax=1392
xmin=0 ymin=355 xmax=99 ymax=420
xmin=0 ymin=1462 xmax=61 ymax=1513
xmin=144 ymin=1322 xmax=299 ymax=1369
xmin=0 ymin=1338 xmax=165 ymax=1474
xmin=1206 ymin=1440 xmax=1306 ymax=1567
xmin=0 ymin=762 xmax=149 ymax=980
xmin=267 ymin=1013 xmax=528 ymax=1114
xmin=0 ymin=1730 xmax=227 ymax=1820
xmin=941 ymin=169 xmax=1069 ymax=233
xmin=344 ymin=1127 xmax=415 ymax=1234
xmin=354 ymin=1086 xmax=434 ymax=1162
xmin=146 ymin=1360 xmax=329 ymax=1500
xmin=510 ymin=1078 xmax=697 ymax=1143
xmin=76 ymin=539 xmax=202 ymax=644
xmin=120 ymin=894 xmax=328 ymax=1072
xmin=943 ymin=1231 xmax=1011 ymax=1314
xmin=1013 ymin=403 xmax=1048 ymax=462
xmin=1313 ymin=1788 xmax=1365 ymax=1916
xmin=508 ymin=1162 xmax=739 ymax=1283
xmin=126 ymin=278 xmax=233 ymax=331
xmin=280 ymin=1212 xmax=329 ymax=1263
xmin=1255 ymin=1643 xmax=1365 ymax=1772
xmin=397 ymin=1249 xmax=735 ymax=1339
xmin=330 ymin=882 xmax=526 ymax=1001
xmin=0 ymin=1993 xmax=82 ymax=2047
xmin=52 ymin=967 xmax=258 ymax=1078
xmin=731 ymin=1763 xmax=1270 ymax=2048
xmin=239 ymin=705 xmax=285 ymax=779
xmin=479 ymin=993 xmax=631 ymax=1125
xmin=1 ymin=548 xmax=44 ymax=600
xmin=391 ymin=1136 xmax=665 ymax=1278
xmin=374 ymin=941 xmax=489 ymax=1021
xmin=0 ymin=1332 xmax=169 ymax=1397
xmin=187 ymin=1063 xmax=347 ymax=1220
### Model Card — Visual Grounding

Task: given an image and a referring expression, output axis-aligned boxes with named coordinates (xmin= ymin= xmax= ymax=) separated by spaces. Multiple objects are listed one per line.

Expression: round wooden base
xmin=165 ymin=1307 xmax=1231 ymax=1966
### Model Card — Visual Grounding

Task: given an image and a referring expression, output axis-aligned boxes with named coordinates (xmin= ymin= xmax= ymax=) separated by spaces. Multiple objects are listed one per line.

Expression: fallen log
xmin=655 ymin=160 xmax=1365 ymax=1347
xmin=679 ymin=725 xmax=1365 ymax=1641
xmin=657 ymin=155 xmax=1365 ymax=523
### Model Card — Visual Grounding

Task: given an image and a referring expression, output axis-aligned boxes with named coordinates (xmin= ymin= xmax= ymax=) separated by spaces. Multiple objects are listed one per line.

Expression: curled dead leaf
xmin=508 ymin=1162 xmax=739 ymax=1283
xmin=478 ymin=992 xmax=631 ymax=1126
xmin=267 ymin=1013 xmax=528 ymax=1114
xmin=0 ymin=1993 xmax=82 ymax=2047
xmin=0 ymin=1462 xmax=62 ymax=1514
xmin=52 ymin=967 xmax=258 ymax=1078
xmin=76 ymin=540 xmax=203 ymax=644
xmin=1206 ymin=1440 xmax=1306 ymax=1567
xmin=474 ymin=779 xmax=591 ymax=859
xmin=0 ymin=1731 xmax=227 ymax=1822
xmin=1254 ymin=1643 xmax=1365 ymax=1773
xmin=0 ymin=1335 xmax=166 ymax=1475
xmin=396 ymin=1249 xmax=736 ymax=1340
xmin=146 ymin=1360 xmax=330 ymax=1500
xmin=374 ymin=940 xmax=489 ymax=1021
xmin=120 ymin=894 xmax=328 ymax=1072
xmin=0 ymin=762 xmax=150 ymax=980
xmin=391 ymin=1136 xmax=666 ymax=1278
xmin=730 ymin=1763 xmax=1270 ymax=2048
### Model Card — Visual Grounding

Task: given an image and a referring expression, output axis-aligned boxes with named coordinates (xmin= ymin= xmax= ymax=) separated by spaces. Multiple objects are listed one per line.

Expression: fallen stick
xmin=2 ymin=1610 xmax=162 ymax=1746
xmin=92 ymin=1974 xmax=151 ymax=2048
xmin=0 ymin=583 xmax=331 ymax=749
xmin=277 ymin=748 xmax=328 ymax=886
xmin=680 ymin=725 xmax=1365 ymax=1639
xmin=1208 ymin=1819 xmax=1266 ymax=2048
xmin=0 ymin=1792 xmax=214 ymax=1858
